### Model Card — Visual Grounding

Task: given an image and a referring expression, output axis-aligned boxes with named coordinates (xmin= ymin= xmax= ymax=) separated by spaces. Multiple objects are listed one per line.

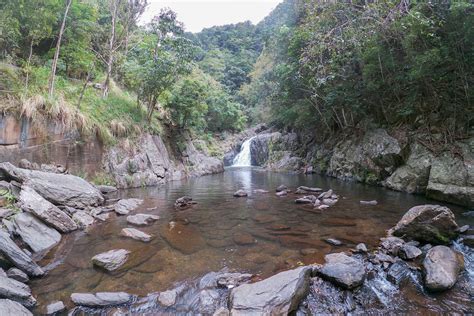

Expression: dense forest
xmin=0 ymin=0 xmax=473 ymax=145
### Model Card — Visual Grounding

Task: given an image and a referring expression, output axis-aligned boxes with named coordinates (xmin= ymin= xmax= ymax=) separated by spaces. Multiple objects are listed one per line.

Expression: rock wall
xmin=0 ymin=115 xmax=224 ymax=189
xmin=0 ymin=115 xmax=104 ymax=175
xmin=231 ymin=128 xmax=474 ymax=207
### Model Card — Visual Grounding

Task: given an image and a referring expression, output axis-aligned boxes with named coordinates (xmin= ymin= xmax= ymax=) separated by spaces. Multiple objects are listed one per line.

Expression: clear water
xmin=232 ymin=137 xmax=254 ymax=166
xmin=30 ymin=168 xmax=473 ymax=313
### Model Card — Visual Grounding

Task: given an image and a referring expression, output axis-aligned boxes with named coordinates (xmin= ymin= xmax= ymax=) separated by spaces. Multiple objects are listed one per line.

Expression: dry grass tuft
xmin=110 ymin=119 xmax=128 ymax=137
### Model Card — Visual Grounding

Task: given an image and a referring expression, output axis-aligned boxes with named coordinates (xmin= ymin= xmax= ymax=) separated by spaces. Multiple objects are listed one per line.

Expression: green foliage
xmin=243 ymin=1 xmax=474 ymax=139
xmin=91 ymin=172 xmax=116 ymax=186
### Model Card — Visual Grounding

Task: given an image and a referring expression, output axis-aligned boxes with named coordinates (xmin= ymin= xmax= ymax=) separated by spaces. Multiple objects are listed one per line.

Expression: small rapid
xmin=232 ymin=137 xmax=255 ymax=167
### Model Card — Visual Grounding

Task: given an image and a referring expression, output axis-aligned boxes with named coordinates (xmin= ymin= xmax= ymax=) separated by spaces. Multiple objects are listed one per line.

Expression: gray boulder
xmin=13 ymin=213 xmax=61 ymax=253
xmin=398 ymin=244 xmax=422 ymax=260
xmin=6 ymin=268 xmax=29 ymax=283
xmin=120 ymin=228 xmax=152 ymax=242
xmin=46 ymin=300 xmax=65 ymax=315
xmin=0 ymin=299 xmax=32 ymax=316
xmin=158 ymin=289 xmax=177 ymax=307
xmin=390 ymin=205 xmax=459 ymax=244
xmin=0 ymin=230 xmax=43 ymax=276
xmin=126 ymin=214 xmax=159 ymax=226
xmin=0 ymin=275 xmax=36 ymax=307
xmin=72 ymin=211 xmax=95 ymax=229
xmin=230 ymin=266 xmax=311 ymax=315
xmin=233 ymin=190 xmax=248 ymax=198
xmin=96 ymin=185 xmax=117 ymax=194
xmin=423 ymin=245 xmax=464 ymax=292
xmin=19 ymin=186 xmax=77 ymax=233
xmin=114 ymin=198 xmax=143 ymax=215
xmin=92 ymin=249 xmax=130 ymax=271
xmin=0 ymin=162 xmax=104 ymax=208
xmin=71 ymin=292 xmax=132 ymax=307
xmin=319 ymin=253 xmax=366 ymax=289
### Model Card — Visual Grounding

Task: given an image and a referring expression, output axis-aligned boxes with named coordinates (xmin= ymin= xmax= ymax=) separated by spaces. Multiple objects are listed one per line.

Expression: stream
xmin=31 ymin=167 xmax=473 ymax=314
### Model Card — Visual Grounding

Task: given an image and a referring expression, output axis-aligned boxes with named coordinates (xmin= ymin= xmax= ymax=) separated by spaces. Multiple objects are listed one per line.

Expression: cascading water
xmin=232 ymin=136 xmax=255 ymax=166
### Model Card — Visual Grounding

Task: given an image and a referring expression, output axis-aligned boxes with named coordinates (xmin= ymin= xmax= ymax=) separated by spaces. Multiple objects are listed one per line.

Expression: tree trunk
xmin=103 ymin=0 xmax=119 ymax=98
xmin=77 ymin=71 xmax=91 ymax=109
xmin=24 ymin=38 xmax=34 ymax=93
xmin=48 ymin=0 xmax=72 ymax=97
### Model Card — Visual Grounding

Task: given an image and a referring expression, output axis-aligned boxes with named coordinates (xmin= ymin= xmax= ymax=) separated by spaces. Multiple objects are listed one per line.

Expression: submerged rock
xmin=71 ymin=292 xmax=133 ymax=307
xmin=160 ymin=222 xmax=205 ymax=254
xmin=0 ymin=299 xmax=32 ymax=316
xmin=0 ymin=230 xmax=44 ymax=276
xmin=325 ymin=238 xmax=343 ymax=246
xmin=19 ymin=185 xmax=77 ymax=233
xmin=114 ymin=198 xmax=143 ymax=215
xmin=121 ymin=227 xmax=152 ymax=242
xmin=230 ymin=266 xmax=311 ymax=315
xmin=233 ymin=190 xmax=248 ymax=198
xmin=319 ymin=253 xmax=366 ymax=289
xmin=13 ymin=212 xmax=61 ymax=253
xmin=0 ymin=162 xmax=104 ymax=208
xmin=423 ymin=245 xmax=464 ymax=292
xmin=91 ymin=249 xmax=130 ymax=271
xmin=126 ymin=214 xmax=159 ymax=226
xmin=0 ymin=275 xmax=36 ymax=307
xmin=233 ymin=233 xmax=256 ymax=246
xmin=390 ymin=205 xmax=459 ymax=244
xmin=174 ymin=196 xmax=196 ymax=208
xmin=360 ymin=200 xmax=378 ymax=205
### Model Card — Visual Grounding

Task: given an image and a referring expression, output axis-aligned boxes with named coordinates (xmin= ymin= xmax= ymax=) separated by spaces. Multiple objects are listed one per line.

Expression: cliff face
xmin=0 ymin=115 xmax=223 ymax=188
xmin=232 ymin=128 xmax=474 ymax=208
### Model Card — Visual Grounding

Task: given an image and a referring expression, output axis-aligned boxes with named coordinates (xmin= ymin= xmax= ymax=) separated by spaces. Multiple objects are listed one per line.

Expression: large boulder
xmin=0 ymin=230 xmax=44 ymax=276
xmin=0 ymin=275 xmax=36 ymax=307
xmin=71 ymin=292 xmax=133 ymax=307
xmin=0 ymin=299 xmax=32 ymax=316
xmin=385 ymin=143 xmax=434 ymax=194
xmin=19 ymin=186 xmax=77 ymax=233
xmin=423 ymin=246 xmax=464 ymax=291
xmin=425 ymin=140 xmax=474 ymax=207
xmin=390 ymin=205 xmax=459 ymax=245
xmin=250 ymin=132 xmax=282 ymax=166
xmin=0 ymin=162 xmax=104 ymax=208
xmin=230 ymin=266 xmax=311 ymax=315
xmin=327 ymin=129 xmax=403 ymax=184
xmin=91 ymin=249 xmax=130 ymax=271
xmin=319 ymin=252 xmax=366 ymax=289
xmin=13 ymin=213 xmax=61 ymax=253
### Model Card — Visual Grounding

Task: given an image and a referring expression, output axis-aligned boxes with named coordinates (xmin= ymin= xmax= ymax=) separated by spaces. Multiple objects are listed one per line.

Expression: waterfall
xmin=232 ymin=137 xmax=255 ymax=167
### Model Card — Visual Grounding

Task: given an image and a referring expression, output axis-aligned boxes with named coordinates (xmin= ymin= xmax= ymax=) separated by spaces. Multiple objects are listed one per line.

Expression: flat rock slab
xmin=126 ymin=214 xmax=159 ymax=226
xmin=423 ymin=245 xmax=464 ymax=292
xmin=0 ymin=162 xmax=104 ymax=208
xmin=319 ymin=253 xmax=366 ymax=289
xmin=71 ymin=292 xmax=132 ymax=307
xmin=0 ymin=275 xmax=36 ymax=307
xmin=233 ymin=233 xmax=256 ymax=245
xmin=0 ymin=230 xmax=43 ymax=276
xmin=0 ymin=298 xmax=32 ymax=316
xmin=121 ymin=228 xmax=152 ymax=242
xmin=160 ymin=222 xmax=205 ymax=254
xmin=230 ymin=266 xmax=311 ymax=315
xmin=19 ymin=185 xmax=77 ymax=233
xmin=114 ymin=198 xmax=143 ymax=215
xmin=13 ymin=212 xmax=61 ymax=253
xmin=233 ymin=190 xmax=248 ymax=197
xmin=92 ymin=249 xmax=130 ymax=271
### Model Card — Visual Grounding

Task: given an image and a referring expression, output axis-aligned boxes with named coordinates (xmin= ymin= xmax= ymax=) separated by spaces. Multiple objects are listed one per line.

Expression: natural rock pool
xmin=31 ymin=167 xmax=473 ymax=314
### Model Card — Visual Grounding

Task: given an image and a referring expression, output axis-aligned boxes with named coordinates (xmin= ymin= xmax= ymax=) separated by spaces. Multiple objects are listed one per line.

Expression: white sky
xmin=142 ymin=0 xmax=282 ymax=33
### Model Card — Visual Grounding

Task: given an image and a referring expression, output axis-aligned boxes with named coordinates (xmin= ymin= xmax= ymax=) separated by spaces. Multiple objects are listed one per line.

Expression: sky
xmin=142 ymin=0 xmax=282 ymax=33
